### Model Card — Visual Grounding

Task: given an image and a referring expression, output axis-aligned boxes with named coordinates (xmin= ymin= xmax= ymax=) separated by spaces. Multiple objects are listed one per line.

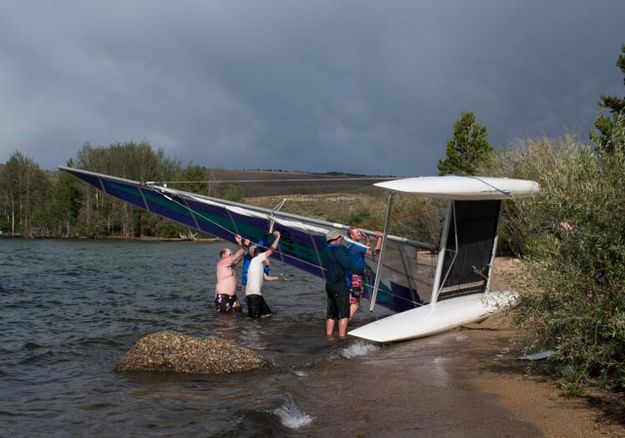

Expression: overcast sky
xmin=1 ymin=1 xmax=624 ymax=176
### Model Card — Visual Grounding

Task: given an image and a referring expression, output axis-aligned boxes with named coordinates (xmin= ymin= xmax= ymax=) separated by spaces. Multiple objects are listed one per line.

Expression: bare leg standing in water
xmin=321 ymin=231 xmax=362 ymax=338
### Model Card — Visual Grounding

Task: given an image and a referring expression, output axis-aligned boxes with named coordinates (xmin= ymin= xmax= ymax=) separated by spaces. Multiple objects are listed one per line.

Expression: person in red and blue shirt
xmin=346 ymin=227 xmax=382 ymax=319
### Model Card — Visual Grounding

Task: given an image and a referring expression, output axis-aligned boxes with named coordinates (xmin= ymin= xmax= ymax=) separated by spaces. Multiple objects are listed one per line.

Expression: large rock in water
xmin=115 ymin=330 xmax=272 ymax=374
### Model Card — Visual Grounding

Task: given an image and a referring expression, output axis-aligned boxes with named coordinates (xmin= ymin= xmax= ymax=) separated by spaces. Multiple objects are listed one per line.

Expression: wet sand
xmin=283 ymin=316 xmax=624 ymax=437
xmin=285 ymin=332 xmax=542 ymax=437
xmin=454 ymin=314 xmax=625 ymax=437
xmin=283 ymin=257 xmax=625 ymax=437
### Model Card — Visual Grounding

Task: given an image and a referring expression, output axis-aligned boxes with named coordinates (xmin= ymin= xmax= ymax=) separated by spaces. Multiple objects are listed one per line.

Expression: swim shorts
xmin=350 ymin=274 xmax=364 ymax=305
xmin=214 ymin=293 xmax=242 ymax=313
xmin=325 ymin=279 xmax=350 ymax=320
xmin=245 ymin=294 xmax=273 ymax=318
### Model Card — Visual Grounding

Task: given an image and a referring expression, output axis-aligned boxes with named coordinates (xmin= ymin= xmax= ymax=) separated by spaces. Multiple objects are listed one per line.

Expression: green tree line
xmin=0 ymin=141 xmax=245 ymax=238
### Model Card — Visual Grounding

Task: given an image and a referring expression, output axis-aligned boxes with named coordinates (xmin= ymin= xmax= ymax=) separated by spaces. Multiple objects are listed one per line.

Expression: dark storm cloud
xmin=1 ymin=0 xmax=624 ymax=176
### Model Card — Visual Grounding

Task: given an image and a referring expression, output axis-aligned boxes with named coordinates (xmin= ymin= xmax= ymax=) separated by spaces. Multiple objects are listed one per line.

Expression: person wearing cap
xmin=241 ymin=242 xmax=260 ymax=289
xmin=241 ymin=237 xmax=280 ymax=290
xmin=321 ymin=229 xmax=363 ymax=337
xmin=245 ymin=231 xmax=287 ymax=318
xmin=346 ymin=227 xmax=383 ymax=319
xmin=214 ymin=234 xmax=249 ymax=313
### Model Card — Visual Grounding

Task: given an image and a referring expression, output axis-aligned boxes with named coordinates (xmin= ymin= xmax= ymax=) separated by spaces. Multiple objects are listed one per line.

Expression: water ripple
xmin=0 ymin=240 xmax=336 ymax=436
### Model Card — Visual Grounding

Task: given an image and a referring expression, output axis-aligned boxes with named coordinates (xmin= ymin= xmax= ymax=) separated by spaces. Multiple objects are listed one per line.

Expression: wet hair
xmin=219 ymin=247 xmax=230 ymax=258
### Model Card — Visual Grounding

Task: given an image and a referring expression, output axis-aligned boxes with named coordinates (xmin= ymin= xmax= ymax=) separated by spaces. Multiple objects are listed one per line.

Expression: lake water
xmin=0 ymin=240 xmax=540 ymax=437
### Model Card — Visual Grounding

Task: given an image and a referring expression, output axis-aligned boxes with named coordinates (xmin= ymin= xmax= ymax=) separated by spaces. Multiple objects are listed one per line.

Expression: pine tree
xmin=438 ymin=112 xmax=495 ymax=176
xmin=594 ymin=44 xmax=625 ymax=153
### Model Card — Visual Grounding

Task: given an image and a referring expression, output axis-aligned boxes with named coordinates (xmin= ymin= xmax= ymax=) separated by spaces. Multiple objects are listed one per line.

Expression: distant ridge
xmin=45 ymin=167 xmax=395 ymax=198
xmin=200 ymin=168 xmax=394 ymax=197
xmin=243 ymin=168 xmax=395 ymax=178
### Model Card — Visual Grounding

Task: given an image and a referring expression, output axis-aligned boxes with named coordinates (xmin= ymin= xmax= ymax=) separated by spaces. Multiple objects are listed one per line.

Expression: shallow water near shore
xmin=1 ymin=240 xmax=541 ymax=436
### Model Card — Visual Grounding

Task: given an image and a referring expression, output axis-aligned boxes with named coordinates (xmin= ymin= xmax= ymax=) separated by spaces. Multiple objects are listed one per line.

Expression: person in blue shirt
xmin=346 ymin=227 xmax=382 ymax=319
xmin=321 ymin=230 xmax=363 ymax=338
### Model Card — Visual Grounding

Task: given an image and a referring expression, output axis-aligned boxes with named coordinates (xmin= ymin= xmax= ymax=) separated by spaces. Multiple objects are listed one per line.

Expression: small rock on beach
xmin=115 ymin=330 xmax=273 ymax=374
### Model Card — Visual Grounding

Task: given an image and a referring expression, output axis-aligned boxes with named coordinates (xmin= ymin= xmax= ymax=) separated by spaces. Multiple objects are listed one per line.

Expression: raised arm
xmin=264 ymin=231 xmax=281 ymax=258
xmin=230 ymin=235 xmax=247 ymax=264
xmin=362 ymin=231 xmax=383 ymax=257
xmin=371 ymin=231 xmax=382 ymax=255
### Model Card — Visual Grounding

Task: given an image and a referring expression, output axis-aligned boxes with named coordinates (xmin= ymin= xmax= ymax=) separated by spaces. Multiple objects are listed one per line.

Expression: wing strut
xmin=369 ymin=192 xmax=394 ymax=311
xmin=269 ymin=198 xmax=287 ymax=233
xmin=431 ymin=200 xmax=453 ymax=303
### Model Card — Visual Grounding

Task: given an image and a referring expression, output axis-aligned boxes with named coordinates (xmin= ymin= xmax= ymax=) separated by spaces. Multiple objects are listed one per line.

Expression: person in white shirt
xmin=245 ymin=231 xmax=287 ymax=318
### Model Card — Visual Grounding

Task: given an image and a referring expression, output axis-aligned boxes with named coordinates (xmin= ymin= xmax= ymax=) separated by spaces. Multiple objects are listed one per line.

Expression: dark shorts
xmin=214 ymin=293 xmax=242 ymax=313
xmin=326 ymin=279 xmax=350 ymax=320
xmin=350 ymin=274 xmax=364 ymax=305
xmin=246 ymin=294 xmax=273 ymax=318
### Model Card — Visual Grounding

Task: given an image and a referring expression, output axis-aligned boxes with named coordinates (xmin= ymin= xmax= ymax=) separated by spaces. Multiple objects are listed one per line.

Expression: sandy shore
xmin=458 ymin=258 xmax=625 ymax=437
xmin=455 ymin=314 xmax=624 ymax=437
